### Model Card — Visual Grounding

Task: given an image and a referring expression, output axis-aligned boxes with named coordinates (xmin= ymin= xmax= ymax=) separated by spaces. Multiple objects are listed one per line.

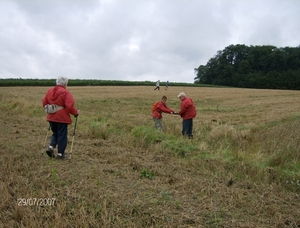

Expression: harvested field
xmin=0 ymin=86 xmax=300 ymax=227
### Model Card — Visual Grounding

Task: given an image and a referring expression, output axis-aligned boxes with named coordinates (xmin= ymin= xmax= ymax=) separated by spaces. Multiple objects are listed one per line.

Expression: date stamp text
xmin=17 ymin=198 xmax=56 ymax=206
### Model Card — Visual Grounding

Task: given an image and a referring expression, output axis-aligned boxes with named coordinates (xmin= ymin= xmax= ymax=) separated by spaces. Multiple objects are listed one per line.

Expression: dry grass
xmin=1 ymin=86 xmax=300 ymax=227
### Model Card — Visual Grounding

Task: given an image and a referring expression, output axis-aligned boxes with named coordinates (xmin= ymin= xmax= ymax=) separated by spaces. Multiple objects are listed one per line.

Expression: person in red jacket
xmin=177 ymin=92 xmax=196 ymax=139
xmin=152 ymin=95 xmax=175 ymax=130
xmin=42 ymin=76 xmax=79 ymax=159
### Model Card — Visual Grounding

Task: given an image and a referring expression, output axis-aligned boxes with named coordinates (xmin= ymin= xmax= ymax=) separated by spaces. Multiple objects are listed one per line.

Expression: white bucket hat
xmin=177 ymin=92 xmax=186 ymax=98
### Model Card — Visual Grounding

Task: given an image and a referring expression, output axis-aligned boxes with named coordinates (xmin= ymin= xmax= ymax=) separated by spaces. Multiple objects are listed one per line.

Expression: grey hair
xmin=56 ymin=76 xmax=68 ymax=86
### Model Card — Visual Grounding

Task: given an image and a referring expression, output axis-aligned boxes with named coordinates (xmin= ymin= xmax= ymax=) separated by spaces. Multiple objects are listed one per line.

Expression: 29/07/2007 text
xmin=17 ymin=198 xmax=56 ymax=206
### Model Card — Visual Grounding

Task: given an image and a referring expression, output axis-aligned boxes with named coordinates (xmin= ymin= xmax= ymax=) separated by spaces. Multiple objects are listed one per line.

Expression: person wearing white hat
xmin=177 ymin=92 xmax=196 ymax=139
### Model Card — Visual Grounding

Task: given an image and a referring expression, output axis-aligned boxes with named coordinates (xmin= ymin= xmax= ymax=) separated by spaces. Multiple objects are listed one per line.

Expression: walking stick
xmin=69 ymin=116 xmax=78 ymax=161
xmin=42 ymin=124 xmax=51 ymax=156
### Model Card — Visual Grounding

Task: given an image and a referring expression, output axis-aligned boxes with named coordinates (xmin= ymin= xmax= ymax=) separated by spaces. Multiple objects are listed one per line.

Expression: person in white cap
xmin=177 ymin=92 xmax=196 ymax=139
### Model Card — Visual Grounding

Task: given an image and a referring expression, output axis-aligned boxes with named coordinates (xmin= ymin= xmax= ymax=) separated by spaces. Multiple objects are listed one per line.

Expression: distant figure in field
xmin=165 ymin=81 xmax=169 ymax=90
xmin=42 ymin=76 xmax=79 ymax=159
xmin=154 ymin=80 xmax=160 ymax=90
xmin=152 ymin=95 xmax=176 ymax=130
xmin=177 ymin=92 xmax=196 ymax=139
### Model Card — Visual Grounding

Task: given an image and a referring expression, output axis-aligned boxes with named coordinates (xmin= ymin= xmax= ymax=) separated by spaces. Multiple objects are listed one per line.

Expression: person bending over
xmin=152 ymin=95 xmax=175 ymax=130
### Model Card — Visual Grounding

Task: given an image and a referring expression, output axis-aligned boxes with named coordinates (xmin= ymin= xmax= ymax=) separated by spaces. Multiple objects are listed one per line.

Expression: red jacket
xmin=178 ymin=97 xmax=196 ymax=120
xmin=42 ymin=85 xmax=78 ymax=124
xmin=152 ymin=101 xmax=174 ymax=119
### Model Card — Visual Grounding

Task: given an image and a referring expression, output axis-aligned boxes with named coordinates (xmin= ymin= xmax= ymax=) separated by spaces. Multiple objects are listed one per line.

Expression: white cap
xmin=177 ymin=92 xmax=186 ymax=98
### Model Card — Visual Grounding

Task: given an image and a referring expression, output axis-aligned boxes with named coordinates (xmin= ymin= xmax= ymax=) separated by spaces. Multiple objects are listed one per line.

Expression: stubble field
xmin=0 ymin=86 xmax=300 ymax=227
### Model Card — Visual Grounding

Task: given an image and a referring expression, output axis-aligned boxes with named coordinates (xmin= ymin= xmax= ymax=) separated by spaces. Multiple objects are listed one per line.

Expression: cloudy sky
xmin=0 ymin=0 xmax=299 ymax=83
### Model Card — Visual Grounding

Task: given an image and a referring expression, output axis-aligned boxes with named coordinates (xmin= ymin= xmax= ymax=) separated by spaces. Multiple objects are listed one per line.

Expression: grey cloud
xmin=0 ymin=0 xmax=299 ymax=83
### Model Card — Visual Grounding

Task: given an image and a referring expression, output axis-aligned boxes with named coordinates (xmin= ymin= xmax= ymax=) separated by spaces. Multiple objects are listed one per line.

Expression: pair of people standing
xmin=154 ymin=80 xmax=169 ymax=91
xmin=152 ymin=92 xmax=196 ymax=139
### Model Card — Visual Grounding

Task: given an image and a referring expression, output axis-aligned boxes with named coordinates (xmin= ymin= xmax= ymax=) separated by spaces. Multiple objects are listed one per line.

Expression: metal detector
xmin=69 ymin=116 xmax=78 ymax=162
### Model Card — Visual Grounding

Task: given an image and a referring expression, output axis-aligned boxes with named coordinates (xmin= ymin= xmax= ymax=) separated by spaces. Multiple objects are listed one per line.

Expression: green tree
xmin=194 ymin=44 xmax=300 ymax=90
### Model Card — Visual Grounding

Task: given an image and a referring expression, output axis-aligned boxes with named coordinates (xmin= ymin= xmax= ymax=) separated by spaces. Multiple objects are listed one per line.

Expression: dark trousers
xmin=49 ymin=121 xmax=68 ymax=154
xmin=182 ymin=119 xmax=193 ymax=138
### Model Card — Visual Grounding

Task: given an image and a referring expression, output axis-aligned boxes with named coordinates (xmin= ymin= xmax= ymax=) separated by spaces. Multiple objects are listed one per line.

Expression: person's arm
xmin=42 ymin=88 xmax=51 ymax=107
xmin=157 ymin=102 xmax=174 ymax=113
xmin=42 ymin=95 xmax=48 ymax=107
xmin=178 ymin=100 xmax=187 ymax=116
xmin=64 ymin=92 xmax=79 ymax=116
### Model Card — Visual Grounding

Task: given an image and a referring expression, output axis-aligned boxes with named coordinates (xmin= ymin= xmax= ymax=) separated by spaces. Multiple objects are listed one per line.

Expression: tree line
xmin=0 ymin=79 xmax=212 ymax=87
xmin=194 ymin=44 xmax=300 ymax=90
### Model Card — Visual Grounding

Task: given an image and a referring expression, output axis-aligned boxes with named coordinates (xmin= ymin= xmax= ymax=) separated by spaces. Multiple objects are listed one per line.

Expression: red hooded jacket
xmin=152 ymin=101 xmax=174 ymax=119
xmin=178 ymin=97 xmax=196 ymax=120
xmin=42 ymin=85 xmax=78 ymax=124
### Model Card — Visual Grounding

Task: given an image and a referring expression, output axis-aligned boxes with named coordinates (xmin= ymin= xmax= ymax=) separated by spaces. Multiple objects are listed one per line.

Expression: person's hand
xmin=173 ymin=112 xmax=178 ymax=115
xmin=75 ymin=110 xmax=80 ymax=117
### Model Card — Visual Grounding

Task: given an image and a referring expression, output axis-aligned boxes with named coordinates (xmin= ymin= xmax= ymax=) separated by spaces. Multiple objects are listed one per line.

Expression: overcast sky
xmin=0 ymin=0 xmax=299 ymax=83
